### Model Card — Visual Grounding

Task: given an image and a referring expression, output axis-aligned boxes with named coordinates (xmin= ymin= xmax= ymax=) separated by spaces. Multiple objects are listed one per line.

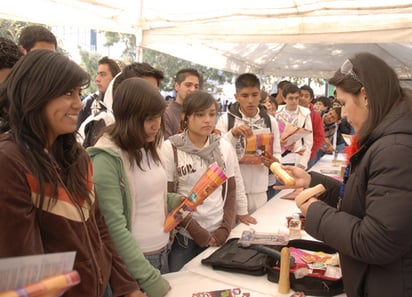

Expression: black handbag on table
xmin=267 ymin=239 xmax=344 ymax=296
xmin=201 ymin=237 xmax=344 ymax=296
xmin=201 ymin=238 xmax=268 ymax=276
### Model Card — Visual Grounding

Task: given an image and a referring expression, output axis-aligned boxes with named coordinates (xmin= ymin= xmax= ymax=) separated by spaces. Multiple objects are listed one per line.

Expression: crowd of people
xmin=1 ymin=24 xmax=412 ymax=297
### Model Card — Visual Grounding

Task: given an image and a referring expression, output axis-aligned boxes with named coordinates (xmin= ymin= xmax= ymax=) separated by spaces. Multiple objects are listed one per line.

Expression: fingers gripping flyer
xmin=239 ymin=130 xmax=274 ymax=164
xmin=164 ymin=162 xmax=227 ymax=232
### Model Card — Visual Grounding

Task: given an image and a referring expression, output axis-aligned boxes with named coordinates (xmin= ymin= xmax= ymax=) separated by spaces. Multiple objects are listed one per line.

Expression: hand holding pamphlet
xmin=164 ymin=162 xmax=227 ymax=232
xmin=239 ymin=129 xmax=274 ymax=164
xmin=281 ymin=124 xmax=312 ymax=147
xmin=0 ymin=271 xmax=80 ymax=297
xmin=0 ymin=252 xmax=79 ymax=297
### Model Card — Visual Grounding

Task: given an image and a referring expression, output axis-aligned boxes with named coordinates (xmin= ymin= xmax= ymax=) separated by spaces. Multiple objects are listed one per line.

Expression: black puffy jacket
xmin=306 ymin=99 xmax=412 ymax=297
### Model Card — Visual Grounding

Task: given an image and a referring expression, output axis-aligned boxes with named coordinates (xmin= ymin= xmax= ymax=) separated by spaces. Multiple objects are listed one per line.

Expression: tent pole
xmin=135 ymin=0 xmax=144 ymax=62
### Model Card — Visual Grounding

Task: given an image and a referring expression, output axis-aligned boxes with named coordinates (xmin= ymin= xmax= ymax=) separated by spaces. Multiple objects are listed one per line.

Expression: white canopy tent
xmin=1 ymin=0 xmax=412 ymax=79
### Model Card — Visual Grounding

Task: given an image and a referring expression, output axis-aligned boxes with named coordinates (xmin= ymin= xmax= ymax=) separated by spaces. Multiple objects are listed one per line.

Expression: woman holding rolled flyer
xmin=281 ymin=53 xmax=412 ymax=297
xmin=0 ymin=50 xmax=142 ymax=297
xmin=161 ymin=90 xmax=237 ymax=272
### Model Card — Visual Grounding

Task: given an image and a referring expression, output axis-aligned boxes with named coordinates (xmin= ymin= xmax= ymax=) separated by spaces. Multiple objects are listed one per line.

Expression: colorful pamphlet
xmin=164 ymin=162 xmax=227 ymax=232
xmin=192 ymin=287 xmax=250 ymax=297
xmin=0 ymin=252 xmax=76 ymax=293
xmin=281 ymin=125 xmax=312 ymax=147
xmin=0 ymin=270 xmax=80 ymax=297
xmin=239 ymin=133 xmax=274 ymax=164
xmin=238 ymin=229 xmax=288 ymax=247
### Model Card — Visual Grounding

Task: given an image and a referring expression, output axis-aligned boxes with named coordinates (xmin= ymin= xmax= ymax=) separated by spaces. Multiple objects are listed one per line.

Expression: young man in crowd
xmin=0 ymin=37 xmax=22 ymax=83
xmin=163 ymin=68 xmax=201 ymax=139
xmin=78 ymin=62 xmax=164 ymax=147
xmin=273 ymin=80 xmax=291 ymax=106
xmin=216 ymin=73 xmax=282 ymax=213
xmin=299 ymin=85 xmax=325 ymax=169
xmin=18 ymin=25 xmax=57 ymax=54
xmin=276 ymin=83 xmax=313 ymax=169
xmin=316 ymin=107 xmax=350 ymax=160
xmin=313 ymin=96 xmax=332 ymax=116
xmin=77 ymin=56 xmax=122 ymax=128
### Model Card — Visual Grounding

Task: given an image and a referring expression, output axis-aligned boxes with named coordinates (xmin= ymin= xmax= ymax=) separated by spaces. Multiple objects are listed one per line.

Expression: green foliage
xmin=103 ymin=31 xmax=121 ymax=46
xmin=78 ymin=48 xmax=101 ymax=95
xmin=102 ymin=30 xmax=237 ymax=93
xmin=0 ymin=19 xmax=26 ymax=41
xmin=104 ymin=31 xmax=136 ymax=63
xmin=142 ymin=48 xmax=236 ymax=92
xmin=0 ymin=19 xmax=67 ymax=56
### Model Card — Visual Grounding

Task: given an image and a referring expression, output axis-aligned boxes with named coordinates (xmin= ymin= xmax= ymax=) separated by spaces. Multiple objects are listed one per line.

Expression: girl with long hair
xmin=88 ymin=78 xmax=173 ymax=297
xmin=0 ymin=50 xmax=142 ymax=297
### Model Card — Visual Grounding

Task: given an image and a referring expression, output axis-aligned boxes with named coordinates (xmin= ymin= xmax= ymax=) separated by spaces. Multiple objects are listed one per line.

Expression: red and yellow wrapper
xmin=240 ymin=133 xmax=274 ymax=164
xmin=164 ymin=162 xmax=227 ymax=232
xmin=0 ymin=270 xmax=80 ymax=297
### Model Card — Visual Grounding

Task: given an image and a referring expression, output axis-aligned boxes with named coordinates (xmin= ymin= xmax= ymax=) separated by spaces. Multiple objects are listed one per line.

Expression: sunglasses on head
xmin=340 ymin=59 xmax=362 ymax=84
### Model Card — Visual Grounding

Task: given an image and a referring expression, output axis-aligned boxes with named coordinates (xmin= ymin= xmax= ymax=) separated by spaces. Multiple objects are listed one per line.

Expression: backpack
xmin=82 ymin=118 xmax=107 ymax=148
xmin=78 ymin=110 xmax=113 ymax=148
xmin=77 ymin=94 xmax=110 ymax=148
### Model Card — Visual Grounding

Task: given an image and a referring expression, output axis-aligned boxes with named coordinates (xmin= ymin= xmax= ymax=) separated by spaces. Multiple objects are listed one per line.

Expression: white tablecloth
xmin=310 ymin=153 xmax=346 ymax=176
xmin=163 ymin=154 xmax=348 ymax=297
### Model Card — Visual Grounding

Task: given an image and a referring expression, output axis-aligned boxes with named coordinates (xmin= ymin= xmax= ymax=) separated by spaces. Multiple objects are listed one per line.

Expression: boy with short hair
xmin=0 ymin=37 xmax=22 ymax=83
xmin=216 ymin=73 xmax=281 ymax=213
xmin=77 ymin=56 xmax=122 ymax=129
xmin=163 ymin=68 xmax=201 ymax=139
xmin=18 ymin=25 xmax=57 ymax=54
xmin=299 ymin=85 xmax=325 ymax=169
xmin=276 ymin=83 xmax=313 ymax=169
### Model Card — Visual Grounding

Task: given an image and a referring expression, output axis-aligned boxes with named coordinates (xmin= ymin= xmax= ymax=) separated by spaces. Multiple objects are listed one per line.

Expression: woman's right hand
xmin=273 ymin=165 xmax=311 ymax=190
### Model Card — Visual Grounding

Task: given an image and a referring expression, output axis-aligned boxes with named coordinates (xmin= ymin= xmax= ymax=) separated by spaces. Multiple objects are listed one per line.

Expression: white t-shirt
xmin=216 ymin=109 xmax=282 ymax=194
xmin=131 ymin=149 xmax=169 ymax=252
xmin=161 ymin=137 xmax=236 ymax=234
xmin=276 ymin=105 xmax=313 ymax=168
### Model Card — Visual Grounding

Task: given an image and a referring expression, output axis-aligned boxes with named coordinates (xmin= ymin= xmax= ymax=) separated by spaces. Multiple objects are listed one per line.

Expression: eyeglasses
xmin=340 ymin=59 xmax=362 ymax=84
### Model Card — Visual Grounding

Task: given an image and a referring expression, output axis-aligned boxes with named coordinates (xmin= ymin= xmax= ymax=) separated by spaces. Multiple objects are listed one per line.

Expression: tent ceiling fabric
xmin=1 ymin=0 xmax=412 ymax=78
xmin=145 ymin=42 xmax=412 ymax=78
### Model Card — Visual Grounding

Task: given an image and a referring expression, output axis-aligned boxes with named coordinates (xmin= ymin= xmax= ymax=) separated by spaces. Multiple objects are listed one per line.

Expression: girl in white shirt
xmin=161 ymin=90 xmax=237 ymax=272
xmin=88 ymin=77 xmax=172 ymax=297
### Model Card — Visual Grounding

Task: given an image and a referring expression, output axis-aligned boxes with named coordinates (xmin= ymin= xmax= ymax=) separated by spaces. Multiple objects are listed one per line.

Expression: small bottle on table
xmin=289 ymin=213 xmax=301 ymax=240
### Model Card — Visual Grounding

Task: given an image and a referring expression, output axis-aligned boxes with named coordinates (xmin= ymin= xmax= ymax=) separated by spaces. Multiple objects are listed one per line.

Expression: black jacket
xmin=307 ymin=99 xmax=412 ymax=297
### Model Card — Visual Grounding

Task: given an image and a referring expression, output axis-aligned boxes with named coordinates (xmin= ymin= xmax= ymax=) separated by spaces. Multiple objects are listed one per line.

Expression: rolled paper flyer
xmin=0 ymin=270 xmax=80 ymax=297
xmin=164 ymin=162 xmax=227 ymax=232
xmin=278 ymin=247 xmax=291 ymax=294
xmin=295 ymin=184 xmax=326 ymax=208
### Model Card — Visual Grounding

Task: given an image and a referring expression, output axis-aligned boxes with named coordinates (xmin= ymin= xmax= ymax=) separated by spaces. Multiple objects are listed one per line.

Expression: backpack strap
xmin=171 ymin=143 xmax=179 ymax=192
xmin=260 ymin=111 xmax=272 ymax=132
xmin=228 ymin=111 xmax=235 ymax=131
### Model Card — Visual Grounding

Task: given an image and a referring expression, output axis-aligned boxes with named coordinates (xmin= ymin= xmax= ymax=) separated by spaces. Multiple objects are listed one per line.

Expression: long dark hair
xmin=3 ymin=50 xmax=91 ymax=208
xmin=329 ymin=52 xmax=403 ymax=146
xmin=109 ymin=77 xmax=166 ymax=170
